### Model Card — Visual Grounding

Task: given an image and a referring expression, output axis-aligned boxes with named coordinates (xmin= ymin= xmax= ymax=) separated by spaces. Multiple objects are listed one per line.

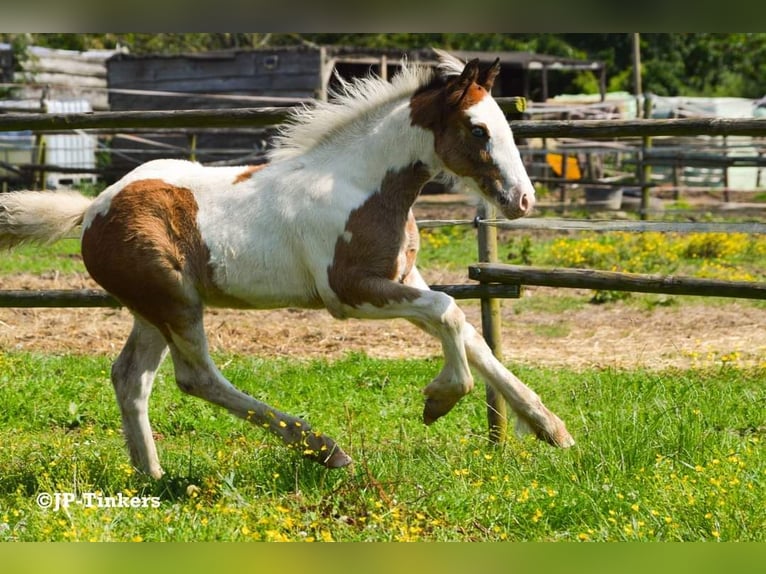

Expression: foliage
xmin=1 ymin=33 xmax=765 ymax=98
xmin=540 ymin=231 xmax=766 ymax=283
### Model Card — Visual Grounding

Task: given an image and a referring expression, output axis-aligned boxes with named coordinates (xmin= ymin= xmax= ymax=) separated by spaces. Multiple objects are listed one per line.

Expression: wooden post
xmin=34 ymin=134 xmax=47 ymax=190
xmin=640 ymin=94 xmax=652 ymax=219
xmin=188 ymin=133 xmax=197 ymax=162
xmin=476 ymin=202 xmax=507 ymax=443
xmin=722 ymin=135 xmax=730 ymax=203
xmin=559 ymin=151 xmax=569 ymax=207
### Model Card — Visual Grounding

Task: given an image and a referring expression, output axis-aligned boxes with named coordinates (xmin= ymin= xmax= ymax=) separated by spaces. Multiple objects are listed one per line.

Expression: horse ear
xmin=459 ymin=58 xmax=481 ymax=85
xmin=478 ymin=58 xmax=501 ymax=91
xmin=446 ymin=58 xmax=480 ymax=106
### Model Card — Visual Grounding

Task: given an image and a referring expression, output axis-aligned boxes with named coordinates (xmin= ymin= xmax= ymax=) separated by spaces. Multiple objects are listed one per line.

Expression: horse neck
xmin=312 ymin=99 xmax=438 ymax=192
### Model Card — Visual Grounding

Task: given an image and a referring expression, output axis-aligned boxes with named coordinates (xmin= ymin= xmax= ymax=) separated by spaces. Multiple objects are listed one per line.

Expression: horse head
xmin=412 ymin=50 xmax=536 ymax=220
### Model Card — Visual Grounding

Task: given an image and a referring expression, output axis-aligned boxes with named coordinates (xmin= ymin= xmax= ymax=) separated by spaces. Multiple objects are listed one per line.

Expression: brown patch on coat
xmin=398 ymin=212 xmax=420 ymax=283
xmin=81 ymin=179 xmax=245 ymax=338
xmin=327 ymin=162 xmax=430 ymax=309
xmin=232 ymin=164 xmax=267 ymax=185
xmin=410 ymin=66 xmax=501 ymax=187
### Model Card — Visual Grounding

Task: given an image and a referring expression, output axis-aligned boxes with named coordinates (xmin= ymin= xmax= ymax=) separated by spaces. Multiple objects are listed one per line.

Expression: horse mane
xmin=268 ymin=52 xmax=463 ymax=162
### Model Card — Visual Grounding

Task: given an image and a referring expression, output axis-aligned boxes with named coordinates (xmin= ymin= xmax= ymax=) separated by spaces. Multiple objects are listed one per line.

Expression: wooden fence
xmin=2 ymin=106 xmax=766 ymax=443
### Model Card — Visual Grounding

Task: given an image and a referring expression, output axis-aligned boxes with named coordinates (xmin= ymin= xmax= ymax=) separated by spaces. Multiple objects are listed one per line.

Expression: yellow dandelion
xmin=577 ymin=532 xmax=590 ymax=541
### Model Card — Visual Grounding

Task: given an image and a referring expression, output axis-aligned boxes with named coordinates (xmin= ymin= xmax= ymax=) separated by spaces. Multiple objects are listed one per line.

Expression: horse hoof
xmin=322 ymin=448 xmax=353 ymax=468
xmin=302 ymin=443 xmax=352 ymax=468
xmin=517 ymin=412 xmax=575 ymax=448
xmin=423 ymin=396 xmax=458 ymax=425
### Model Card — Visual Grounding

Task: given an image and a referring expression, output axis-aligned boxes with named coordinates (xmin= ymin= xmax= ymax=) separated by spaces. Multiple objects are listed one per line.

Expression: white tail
xmin=0 ymin=190 xmax=93 ymax=249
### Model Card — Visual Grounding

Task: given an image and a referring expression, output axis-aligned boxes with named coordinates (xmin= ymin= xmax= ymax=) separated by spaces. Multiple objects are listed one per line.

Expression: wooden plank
xmin=0 ymin=290 xmax=120 ymax=308
xmin=116 ymin=74 xmax=320 ymax=94
xmin=108 ymin=51 xmax=320 ymax=85
xmin=16 ymin=72 xmax=107 ymax=89
xmin=3 ymin=111 xmax=763 ymax=139
xmin=108 ymin=92 xmax=313 ymax=111
xmin=468 ymin=263 xmax=766 ymax=300
xmin=430 ymin=283 xmax=521 ymax=299
xmin=22 ymin=57 xmax=108 ymax=78
xmin=0 ymin=108 xmax=291 ymax=132
xmin=511 ymin=117 xmax=766 ymax=139
xmin=490 ymin=218 xmax=766 ymax=234
xmin=0 ymin=284 xmax=517 ymax=309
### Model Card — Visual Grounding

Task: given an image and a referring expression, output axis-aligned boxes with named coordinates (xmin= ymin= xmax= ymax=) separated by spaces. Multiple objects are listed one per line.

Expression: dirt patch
xmin=2 ymin=269 xmax=764 ymax=371
xmin=1 ymin=196 xmax=765 ymax=370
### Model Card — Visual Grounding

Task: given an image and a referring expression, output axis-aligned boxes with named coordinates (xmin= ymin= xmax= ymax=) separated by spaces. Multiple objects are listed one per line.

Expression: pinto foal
xmin=0 ymin=50 xmax=573 ymax=478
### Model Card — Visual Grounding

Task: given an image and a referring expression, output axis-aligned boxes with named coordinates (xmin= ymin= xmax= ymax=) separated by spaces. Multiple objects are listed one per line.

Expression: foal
xmin=0 ymin=50 xmax=573 ymax=477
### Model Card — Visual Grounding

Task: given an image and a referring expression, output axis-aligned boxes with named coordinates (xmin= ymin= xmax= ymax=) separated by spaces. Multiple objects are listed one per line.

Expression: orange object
xmin=546 ymin=153 xmax=581 ymax=179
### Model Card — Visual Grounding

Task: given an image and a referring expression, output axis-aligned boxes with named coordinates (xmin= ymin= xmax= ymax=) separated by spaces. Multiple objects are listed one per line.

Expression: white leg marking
xmin=462 ymin=322 xmax=574 ymax=447
xmin=404 ymin=266 xmax=573 ymax=445
xmin=333 ymin=272 xmax=474 ymax=423
xmin=111 ymin=317 xmax=169 ymax=479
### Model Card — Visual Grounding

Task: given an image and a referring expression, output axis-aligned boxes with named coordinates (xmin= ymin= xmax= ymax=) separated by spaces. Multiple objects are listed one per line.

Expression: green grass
xmin=0 ymin=238 xmax=86 ymax=276
xmin=0 ymin=351 xmax=763 ymax=542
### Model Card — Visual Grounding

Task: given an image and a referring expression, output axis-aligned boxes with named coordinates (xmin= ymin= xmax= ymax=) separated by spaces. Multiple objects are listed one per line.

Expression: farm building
xmin=1 ymin=43 xmax=605 ymax=186
xmin=103 ymin=46 xmax=605 ymax=174
xmin=0 ymin=44 xmax=123 ymax=189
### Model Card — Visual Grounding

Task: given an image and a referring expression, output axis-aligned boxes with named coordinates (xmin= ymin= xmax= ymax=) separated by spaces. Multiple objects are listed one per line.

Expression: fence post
xmin=476 ymin=202 xmax=507 ymax=443
xmin=640 ymin=93 xmax=653 ymax=219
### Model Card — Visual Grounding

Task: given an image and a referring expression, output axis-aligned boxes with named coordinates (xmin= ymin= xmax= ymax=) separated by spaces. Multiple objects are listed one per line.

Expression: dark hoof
xmin=322 ymin=447 xmax=353 ymax=468
xmin=299 ymin=432 xmax=352 ymax=468
xmin=423 ymin=396 xmax=459 ymax=425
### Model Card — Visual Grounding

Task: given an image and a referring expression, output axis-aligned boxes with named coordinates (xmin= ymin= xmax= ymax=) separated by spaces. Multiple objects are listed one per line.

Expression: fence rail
xmin=0 ymin=283 xmax=521 ymax=308
xmin=2 ymin=107 xmax=765 ymax=139
xmin=469 ymin=263 xmax=766 ymax=300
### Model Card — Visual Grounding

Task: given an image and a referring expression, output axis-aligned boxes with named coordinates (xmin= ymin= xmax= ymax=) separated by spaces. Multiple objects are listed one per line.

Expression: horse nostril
xmin=519 ymin=193 xmax=533 ymax=213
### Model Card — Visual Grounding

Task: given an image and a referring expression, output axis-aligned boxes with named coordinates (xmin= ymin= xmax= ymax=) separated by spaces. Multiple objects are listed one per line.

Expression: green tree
xmin=2 ymin=33 xmax=764 ymax=99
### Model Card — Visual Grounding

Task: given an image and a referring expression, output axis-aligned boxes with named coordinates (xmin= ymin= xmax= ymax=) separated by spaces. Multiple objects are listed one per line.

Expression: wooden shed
xmin=104 ymin=45 xmax=604 ymax=174
xmin=0 ymin=43 xmax=13 ymax=84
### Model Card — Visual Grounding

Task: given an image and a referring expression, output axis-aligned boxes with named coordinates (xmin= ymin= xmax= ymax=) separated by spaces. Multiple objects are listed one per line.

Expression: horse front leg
xmin=461 ymin=322 xmax=574 ymax=447
xmin=326 ymin=278 xmax=474 ymax=424
xmin=403 ymin=267 xmax=574 ymax=446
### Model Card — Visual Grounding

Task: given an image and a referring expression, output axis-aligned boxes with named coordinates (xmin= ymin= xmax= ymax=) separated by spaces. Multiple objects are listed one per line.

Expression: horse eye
xmin=471 ymin=125 xmax=488 ymax=138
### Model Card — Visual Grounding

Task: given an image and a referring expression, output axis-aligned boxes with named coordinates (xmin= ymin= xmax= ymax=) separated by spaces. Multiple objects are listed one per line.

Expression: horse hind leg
xmin=111 ymin=317 xmax=169 ymax=479
xmin=162 ymin=310 xmax=352 ymax=469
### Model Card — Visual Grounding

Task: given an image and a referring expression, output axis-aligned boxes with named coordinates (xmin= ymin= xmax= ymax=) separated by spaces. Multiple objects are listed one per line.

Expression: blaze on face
xmin=412 ymin=58 xmax=536 ymax=220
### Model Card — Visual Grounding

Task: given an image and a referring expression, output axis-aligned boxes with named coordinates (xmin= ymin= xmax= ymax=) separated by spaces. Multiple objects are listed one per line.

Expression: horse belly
xmin=204 ymin=240 xmax=325 ymax=311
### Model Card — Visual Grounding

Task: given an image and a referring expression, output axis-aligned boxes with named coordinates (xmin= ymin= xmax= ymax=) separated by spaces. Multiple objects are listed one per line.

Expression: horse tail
xmin=0 ymin=190 xmax=94 ymax=249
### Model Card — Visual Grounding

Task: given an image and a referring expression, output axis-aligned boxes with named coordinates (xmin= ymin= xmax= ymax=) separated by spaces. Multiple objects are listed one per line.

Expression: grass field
xmin=0 ymin=352 xmax=763 ymax=542
xmin=1 ymin=218 xmax=765 ymax=542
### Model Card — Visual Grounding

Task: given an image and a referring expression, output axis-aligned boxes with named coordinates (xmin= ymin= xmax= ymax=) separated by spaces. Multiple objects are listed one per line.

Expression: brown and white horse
xmin=0 ymin=50 xmax=573 ymax=478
